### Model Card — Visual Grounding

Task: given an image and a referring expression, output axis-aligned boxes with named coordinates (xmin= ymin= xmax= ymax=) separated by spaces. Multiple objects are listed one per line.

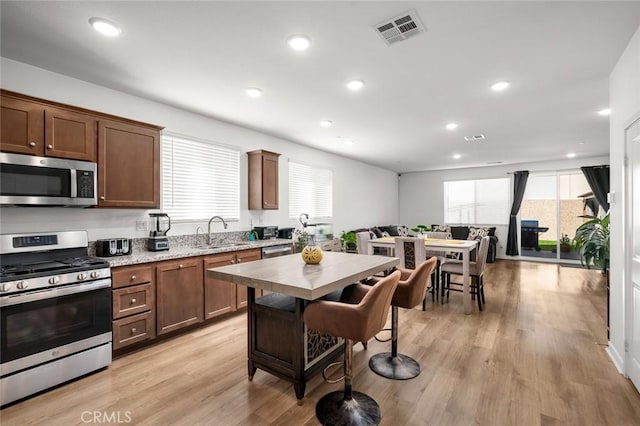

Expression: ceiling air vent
xmin=464 ymin=134 xmax=486 ymax=142
xmin=375 ymin=10 xmax=425 ymax=46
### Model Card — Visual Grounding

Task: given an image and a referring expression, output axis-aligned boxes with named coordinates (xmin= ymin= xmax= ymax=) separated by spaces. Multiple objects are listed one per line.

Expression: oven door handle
xmin=0 ymin=279 xmax=111 ymax=307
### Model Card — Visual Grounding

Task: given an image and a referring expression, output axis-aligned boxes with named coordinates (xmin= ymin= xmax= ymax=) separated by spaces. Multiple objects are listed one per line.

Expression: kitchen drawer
xmin=112 ymin=264 xmax=154 ymax=289
xmin=112 ymin=283 xmax=154 ymax=320
xmin=113 ymin=311 xmax=156 ymax=350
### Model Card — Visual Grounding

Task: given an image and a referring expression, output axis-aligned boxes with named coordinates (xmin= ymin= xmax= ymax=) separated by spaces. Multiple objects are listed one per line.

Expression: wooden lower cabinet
xmin=113 ymin=311 xmax=155 ymax=350
xmin=156 ymin=257 xmax=204 ymax=335
xmin=204 ymin=249 xmax=262 ymax=318
xmin=111 ymin=264 xmax=156 ymax=351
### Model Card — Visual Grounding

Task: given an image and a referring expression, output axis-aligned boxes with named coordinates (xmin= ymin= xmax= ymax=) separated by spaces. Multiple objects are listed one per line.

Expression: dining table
xmin=206 ymin=251 xmax=399 ymax=401
xmin=368 ymin=236 xmax=478 ymax=314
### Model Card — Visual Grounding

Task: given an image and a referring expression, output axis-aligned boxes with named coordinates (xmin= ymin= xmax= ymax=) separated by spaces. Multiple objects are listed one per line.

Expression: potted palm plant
xmin=573 ymin=212 xmax=610 ymax=272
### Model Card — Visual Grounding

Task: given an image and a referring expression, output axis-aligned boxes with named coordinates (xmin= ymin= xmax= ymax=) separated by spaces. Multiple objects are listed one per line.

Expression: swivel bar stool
xmin=304 ymin=271 xmax=400 ymax=426
xmin=369 ymin=257 xmax=437 ymax=380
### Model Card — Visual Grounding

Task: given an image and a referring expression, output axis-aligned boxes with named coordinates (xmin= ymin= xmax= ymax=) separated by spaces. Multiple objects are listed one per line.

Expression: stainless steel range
xmin=0 ymin=231 xmax=112 ymax=406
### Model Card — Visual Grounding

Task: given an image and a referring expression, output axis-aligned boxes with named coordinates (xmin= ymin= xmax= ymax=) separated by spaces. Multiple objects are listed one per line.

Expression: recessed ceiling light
xmin=453 ymin=153 xmax=462 ymax=159
xmin=567 ymin=153 xmax=577 ymax=158
xmin=446 ymin=123 xmax=459 ymax=130
xmin=342 ymin=139 xmax=355 ymax=146
xmin=491 ymin=81 xmax=510 ymax=91
xmin=320 ymin=120 xmax=333 ymax=128
xmin=287 ymin=34 xmax=311 ymax=51
xmin=597 ymin=108 xmax=611 ymax=116
xmin=578 ymin=141 xmax=585 ymax=145
xmin=245 ymin=87 xmax=262 ymax=98
xmin=346 ymin=80 xmax=364 ymax=91
xmin=89 ymin=17 xmax=122 ymax=37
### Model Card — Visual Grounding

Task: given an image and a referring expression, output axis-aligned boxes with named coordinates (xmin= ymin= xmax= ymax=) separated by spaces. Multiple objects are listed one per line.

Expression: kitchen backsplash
xmin=88 ymin=231 xmax=251 ymax=256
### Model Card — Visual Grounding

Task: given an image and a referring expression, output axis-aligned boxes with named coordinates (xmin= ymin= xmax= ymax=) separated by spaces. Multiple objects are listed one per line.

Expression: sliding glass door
xmin=519 ymin=171 xmax=590 ymax=263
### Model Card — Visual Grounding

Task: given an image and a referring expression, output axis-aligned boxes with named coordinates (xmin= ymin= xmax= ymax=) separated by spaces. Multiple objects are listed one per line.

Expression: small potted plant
xmin=340 ymin=231 xmax=357 ymax=253
xmin=411 ymin=224 xmax=431 ymax=236
xmin=293 ymin=229 xmax=309 ymax=253
xmin=559 ymin=233 xmax=573 ymax=253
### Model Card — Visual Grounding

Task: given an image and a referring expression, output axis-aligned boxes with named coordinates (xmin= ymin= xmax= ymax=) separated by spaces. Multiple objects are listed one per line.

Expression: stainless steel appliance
xmin=277 ymin=227 xmax=295 ymax=239
xmin=0 ymin=231 xmax=112 ymax=406
xmin=0 ymin=153 xmax=97 ymax=207
xmin=147 ymin=213 xmax=170 ymax=251
xmin=96 ymin=238 xmax=132 ymax=257
xmin=253 ymin=226 xmax=277 ymax=240
xmin=261 ymin=244 xmax=292 ymax=258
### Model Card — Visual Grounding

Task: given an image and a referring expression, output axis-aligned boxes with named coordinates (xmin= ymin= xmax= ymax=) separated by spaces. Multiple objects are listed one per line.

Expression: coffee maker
xmin=147 ymin=213 xmax=171 ymax=251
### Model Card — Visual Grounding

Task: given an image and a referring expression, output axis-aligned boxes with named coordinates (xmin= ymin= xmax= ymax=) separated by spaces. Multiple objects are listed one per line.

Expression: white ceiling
xmin=2 ymin=1 xmax=639 ymax=173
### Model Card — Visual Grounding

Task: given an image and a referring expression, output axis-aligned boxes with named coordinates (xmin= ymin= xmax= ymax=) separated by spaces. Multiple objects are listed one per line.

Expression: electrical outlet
xmin=136 ymin=220 xmax=148 ymax=232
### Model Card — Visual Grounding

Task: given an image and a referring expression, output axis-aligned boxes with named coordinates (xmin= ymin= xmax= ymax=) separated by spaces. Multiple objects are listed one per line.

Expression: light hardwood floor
xmin=2 ymin=260 xmax=640 ymax=425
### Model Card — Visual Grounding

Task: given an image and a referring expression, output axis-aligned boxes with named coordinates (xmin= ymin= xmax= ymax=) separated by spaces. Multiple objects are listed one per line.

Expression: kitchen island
xmin=206 ymin=251 xmax=398 ymax=400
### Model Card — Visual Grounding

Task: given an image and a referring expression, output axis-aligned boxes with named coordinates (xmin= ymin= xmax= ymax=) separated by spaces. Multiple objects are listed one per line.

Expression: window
xmin=161 ymin=133 xmax=240 ymax=221
xmin=443 ymin=178 xmax=510 ymax=225
xmin=288 ymin=160 xmax=332 ymax=219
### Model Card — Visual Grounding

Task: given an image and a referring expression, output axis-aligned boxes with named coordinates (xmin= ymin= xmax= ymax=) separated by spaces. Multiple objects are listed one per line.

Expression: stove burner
xmin=0 ymin=256 xmax=110 ymax=281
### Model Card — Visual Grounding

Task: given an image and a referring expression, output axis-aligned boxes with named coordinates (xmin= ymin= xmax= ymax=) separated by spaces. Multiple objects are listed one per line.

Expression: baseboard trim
xmin=607 ymin=342 xmax=625 ymax=375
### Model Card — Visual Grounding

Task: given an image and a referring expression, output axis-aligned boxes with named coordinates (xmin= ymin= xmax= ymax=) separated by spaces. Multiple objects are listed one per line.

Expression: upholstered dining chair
xmin=356 ymin=231 xmax=371 ymax=255
xmin=441 ymin=236 xmax=490 ymax=310
xmin=304 ymin=271 xmax=400 ymax=425
xmin=369 ymin=258 xmax=438 ymax=380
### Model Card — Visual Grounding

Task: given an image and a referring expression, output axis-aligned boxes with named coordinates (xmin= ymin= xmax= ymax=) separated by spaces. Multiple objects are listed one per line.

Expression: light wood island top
xmin=206 ymin=251 xmax=398 ymax=300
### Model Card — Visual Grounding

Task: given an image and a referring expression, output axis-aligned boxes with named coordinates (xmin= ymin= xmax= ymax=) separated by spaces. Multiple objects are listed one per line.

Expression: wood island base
xmin=247 ymin=288 xmax=345 ymax=400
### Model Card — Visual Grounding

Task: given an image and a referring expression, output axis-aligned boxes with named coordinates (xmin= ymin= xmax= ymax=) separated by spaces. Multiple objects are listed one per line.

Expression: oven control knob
xmin=90 ymin=271 xmax=101 ymax=279
xmin=16 ymin=281 xmax=29 ymax=290
xmin=77 ymin=273 xmax=88 ymax=281
xmin=0 ymin=283 xmax=11 ymax=292
xmin=49 ymin=276 xmax=60 ymax=285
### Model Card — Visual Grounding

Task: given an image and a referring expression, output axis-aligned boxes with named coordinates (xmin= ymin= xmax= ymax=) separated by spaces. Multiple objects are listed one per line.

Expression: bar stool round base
xmin=316 ymin=390 xmax=381 ymax=426
xmin=369 ymin=352 xmax=421 ymax=380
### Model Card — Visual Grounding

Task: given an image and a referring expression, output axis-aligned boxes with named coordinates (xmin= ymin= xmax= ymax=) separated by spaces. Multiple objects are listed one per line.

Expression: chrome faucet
xmin=207 ymin=216 xmax=228 ymax=244
xmin=195 ymin=226 xmax=205 ymax=247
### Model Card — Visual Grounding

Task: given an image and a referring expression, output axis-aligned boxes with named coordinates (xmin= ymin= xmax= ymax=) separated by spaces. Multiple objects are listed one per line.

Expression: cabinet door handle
xmin=29 ymin=142 xmax=36 ymax=147
xmin=179 ymin=264 xmax=184 ymax=268
xmin=131 ymin=327 xmax=137 ymax=334
xmin=130 ymin=275 xmax=137 ymax=281
xmin=47 ymin=144 xmax=53 ymax=149
xmin=130 ymin=298 xmax=137 ymax=304
xmin=237 ymin=259 xmax=242 ymax=263
xmin=230 ymin=260 xmax=235 ymax=264
xmin=264 ymin=201 xmax=267 ymax=205
xmin=100 ymin=196 xmax=105 ymax=200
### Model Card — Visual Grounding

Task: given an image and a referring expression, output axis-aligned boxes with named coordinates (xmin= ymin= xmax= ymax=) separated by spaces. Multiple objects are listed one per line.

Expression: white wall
xmin=0 ymin=58 xmax=399 ymax=240
xmin=399 ymin=156 xmax=609 ymax=258
xmin=609 ymin=25 xmax=640 ymax=372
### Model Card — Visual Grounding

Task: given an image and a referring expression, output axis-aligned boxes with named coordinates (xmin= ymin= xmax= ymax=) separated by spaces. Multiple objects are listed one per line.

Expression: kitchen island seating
xmin=304 ymin=270 xmax=401 ymax=426
xmin=441 ymin=236 xmax=490 ymax=311
xmin=367 ymin=258 xmax=438 ymax=380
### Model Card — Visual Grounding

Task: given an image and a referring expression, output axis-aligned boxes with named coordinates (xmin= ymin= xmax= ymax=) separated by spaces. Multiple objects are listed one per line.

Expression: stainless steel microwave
xmin=0 ymin=153 xmax=97 ymax=207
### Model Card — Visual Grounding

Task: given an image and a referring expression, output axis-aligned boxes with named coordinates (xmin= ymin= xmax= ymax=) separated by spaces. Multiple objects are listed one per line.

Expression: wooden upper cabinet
xmin=1 ymin=94 xmax=97 ymax=161
xmin=1 ymin=95 xmax=45 ymax=156
xmin=45 ymin=106 xmax=97 ymax=161
xmin=98 ymin=120 xmax=161 ymax=208
xmin=248 ymin=149 xmax=280 ymax=210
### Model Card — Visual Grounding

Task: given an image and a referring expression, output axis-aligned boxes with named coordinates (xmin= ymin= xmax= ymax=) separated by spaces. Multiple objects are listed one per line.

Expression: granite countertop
xmin=101 ymin=238 xmax=293 ymax=268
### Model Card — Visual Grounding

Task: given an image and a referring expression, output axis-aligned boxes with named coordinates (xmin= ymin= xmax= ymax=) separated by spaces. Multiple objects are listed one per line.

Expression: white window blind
xmin=162 ymin=133 xmax=240 ymax=221
xmin=288 ymin=161 xmax=332 ymax=219
xmin=443 ymin=178 xmax=510 ymax=225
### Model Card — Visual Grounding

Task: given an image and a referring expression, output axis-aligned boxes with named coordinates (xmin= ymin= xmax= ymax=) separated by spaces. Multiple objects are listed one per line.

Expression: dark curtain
xmin=581 ymin=165 xmax=610 ymax=213
xmin=506 ymin=170 xmax=529 ymax=256
xmin=585 ymin=197 xmax=600 ymax=216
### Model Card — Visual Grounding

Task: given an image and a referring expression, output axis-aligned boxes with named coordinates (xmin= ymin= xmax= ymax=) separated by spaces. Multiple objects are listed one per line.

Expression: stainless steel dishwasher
xmin=261 ymin=244 xmax=293 ymax=259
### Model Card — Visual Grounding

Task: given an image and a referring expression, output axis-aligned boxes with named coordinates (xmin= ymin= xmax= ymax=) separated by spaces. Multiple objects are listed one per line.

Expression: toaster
xmin=96 ymin=238 xmax=132 ymax=257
